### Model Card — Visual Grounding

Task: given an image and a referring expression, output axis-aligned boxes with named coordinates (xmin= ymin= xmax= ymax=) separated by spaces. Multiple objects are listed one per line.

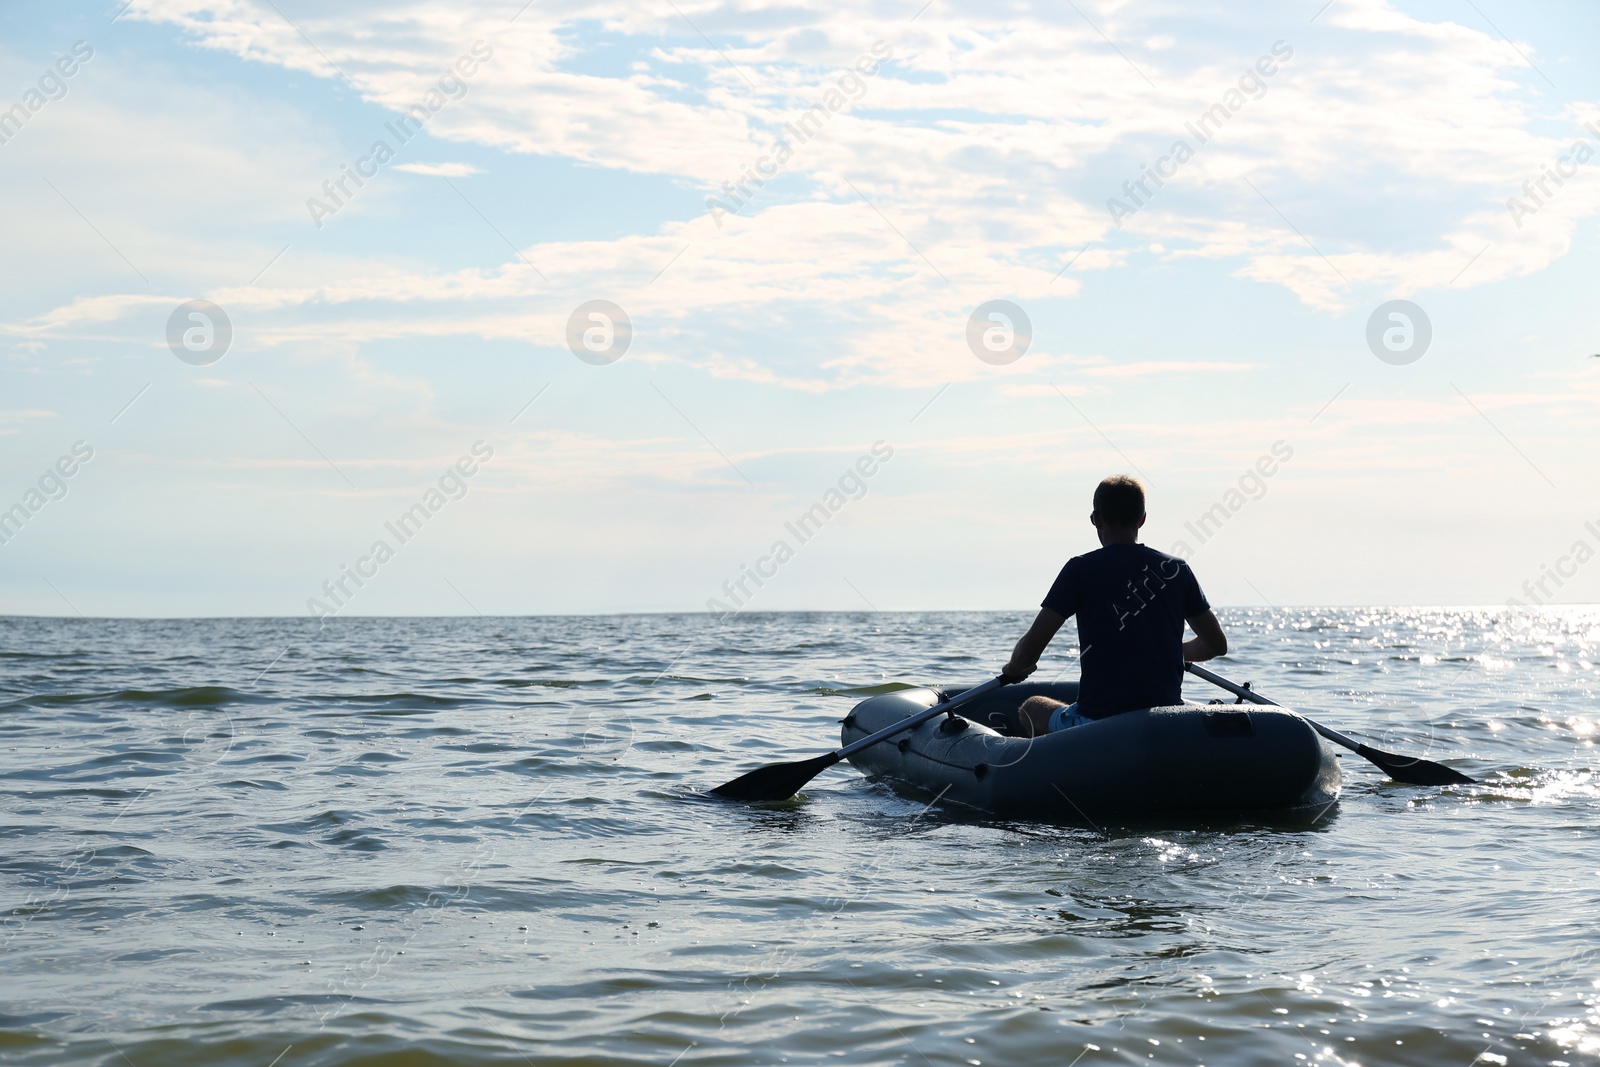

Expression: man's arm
xmin=1002 ymin=608 xmax=1066 ymax=680
xmin=1183 ymin=609 xmax=1227 ymax=663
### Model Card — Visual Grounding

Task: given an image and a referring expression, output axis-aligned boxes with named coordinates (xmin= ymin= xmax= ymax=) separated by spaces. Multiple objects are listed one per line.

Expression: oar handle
xmin=835 ymin=675 xmax=1012 ymax=760
xmin=1185 ymin=662 xmax=1364 ymax=752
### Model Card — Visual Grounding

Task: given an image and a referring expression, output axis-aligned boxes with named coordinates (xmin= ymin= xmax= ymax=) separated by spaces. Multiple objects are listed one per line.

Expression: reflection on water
xmin=0 ymin=607 xmax=1597 ymax=1066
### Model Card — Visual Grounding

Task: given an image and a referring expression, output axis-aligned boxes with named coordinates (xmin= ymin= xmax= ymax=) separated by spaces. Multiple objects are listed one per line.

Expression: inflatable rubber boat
xmin=841 ymin=681 xmax=1340 ymax=822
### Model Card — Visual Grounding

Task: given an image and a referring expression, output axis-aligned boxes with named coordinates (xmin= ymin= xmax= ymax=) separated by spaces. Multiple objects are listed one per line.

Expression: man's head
xmin=1091 ymin=475 xmax=1145 ymax=543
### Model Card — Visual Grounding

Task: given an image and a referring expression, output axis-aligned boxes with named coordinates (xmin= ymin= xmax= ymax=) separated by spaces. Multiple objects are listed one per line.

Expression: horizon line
xmin=1 ymin=603 xmax=1594 ymax=622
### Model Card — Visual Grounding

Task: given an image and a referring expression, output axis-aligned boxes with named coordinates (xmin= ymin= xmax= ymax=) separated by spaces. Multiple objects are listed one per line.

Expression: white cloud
xmin=76 ymin=0 xmax=1589 ymax=383
xmin=1079 ymin=361 xmax=1256 ymax=378
xmin=0 ymin=409 xmax=58 ymax=435
xmin=392 ymin=162 xmax=481 ymax=176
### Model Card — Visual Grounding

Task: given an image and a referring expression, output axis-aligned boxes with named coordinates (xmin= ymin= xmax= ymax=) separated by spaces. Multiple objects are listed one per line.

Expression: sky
xmin=1 ymin=0 xmax=1597 ymax=618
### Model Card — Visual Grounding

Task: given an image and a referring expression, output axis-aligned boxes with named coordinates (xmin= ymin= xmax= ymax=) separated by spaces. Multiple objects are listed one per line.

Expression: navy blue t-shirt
xmin=1041 ymin=543 xmax=1209 ymax=718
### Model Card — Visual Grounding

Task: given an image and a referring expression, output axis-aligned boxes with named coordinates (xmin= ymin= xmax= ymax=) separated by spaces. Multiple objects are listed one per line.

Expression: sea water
xmin=1 ymin=608 xmax=1596 ymax=1066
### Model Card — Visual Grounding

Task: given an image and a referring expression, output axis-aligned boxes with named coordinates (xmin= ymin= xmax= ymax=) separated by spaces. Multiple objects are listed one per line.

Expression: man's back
xmin=1041 ymin=543 xmax=1209 ymax=717
xmin=1001 ymin=474 xmax=1227 ymax=736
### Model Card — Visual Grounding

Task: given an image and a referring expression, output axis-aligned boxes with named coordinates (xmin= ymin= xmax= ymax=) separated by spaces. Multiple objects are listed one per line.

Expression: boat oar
xmin=710 ymin=675 xmax=1015 ymax=802
xmin=1185 ymin=662 xmax=1474 ymax=785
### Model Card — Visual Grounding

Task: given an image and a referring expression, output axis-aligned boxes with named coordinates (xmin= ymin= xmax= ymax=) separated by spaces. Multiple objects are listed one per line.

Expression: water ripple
xmin=0 ymin=610 xmax=1596 ymax=1065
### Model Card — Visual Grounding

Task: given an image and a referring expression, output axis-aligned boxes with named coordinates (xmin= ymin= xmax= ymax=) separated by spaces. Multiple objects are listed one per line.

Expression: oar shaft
xmin=1185 ymin=661 xmax=1279 ymax=705
xmin=835 ymin=676 xmax=1009 ymax=759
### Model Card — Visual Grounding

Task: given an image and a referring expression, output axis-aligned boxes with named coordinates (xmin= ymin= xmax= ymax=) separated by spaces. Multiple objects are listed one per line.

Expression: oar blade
xmin=709 ymin=752 xmax=841 ymax=802
xmin=1355 ymin=744 xmax=1475 ymax=786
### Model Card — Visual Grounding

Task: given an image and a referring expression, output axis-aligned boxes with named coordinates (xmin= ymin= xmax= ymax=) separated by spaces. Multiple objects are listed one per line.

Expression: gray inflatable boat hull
xmin=841 ymin=683 xmax=1340 ymax=822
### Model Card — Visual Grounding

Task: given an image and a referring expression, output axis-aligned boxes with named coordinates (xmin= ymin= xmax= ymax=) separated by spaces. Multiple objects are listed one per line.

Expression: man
xmin=1001 ymin=475 xmax=1227 ymax=736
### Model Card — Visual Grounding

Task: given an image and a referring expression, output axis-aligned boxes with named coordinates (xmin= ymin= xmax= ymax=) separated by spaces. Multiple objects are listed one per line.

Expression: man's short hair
xmin=1093 ymin=475 xmax=1145 ymax=526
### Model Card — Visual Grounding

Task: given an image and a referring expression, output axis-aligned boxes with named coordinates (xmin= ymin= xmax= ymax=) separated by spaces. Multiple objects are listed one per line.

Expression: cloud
xmin=21 ymin=0 xmax=1600 ymax=392
xmin=393 ymin=162 xmax=481 ymax=176
xmin=0 ymin=409 xmax=57 ymax=435
xmin=997 ymin=383 xmax=1099 ymax=398
xmin=1079 ymin=361 xmax=1256 ymax=378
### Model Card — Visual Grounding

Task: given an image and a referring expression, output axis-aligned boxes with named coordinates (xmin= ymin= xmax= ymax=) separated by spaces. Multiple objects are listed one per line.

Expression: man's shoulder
xmin=1139 ymin=544 xmax=1201 ymax=584
xmin=1070 ymin=543 xmax=1200 ymax=584
xmin=1071 ymin=543 xmax=1190 ymax=568
xmin=1136 ymin=544 xmax=1191 ymax=569
xmin=1063 ymin=546 xmax=1108 ymax=573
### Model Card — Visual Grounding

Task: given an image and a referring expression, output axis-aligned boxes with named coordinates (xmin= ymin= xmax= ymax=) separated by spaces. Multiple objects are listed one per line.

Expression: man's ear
xmin=1137 ymin=514 xmax=1147 ymax=529
xmin=1090 ymin=511 xmax=1100 ymax=527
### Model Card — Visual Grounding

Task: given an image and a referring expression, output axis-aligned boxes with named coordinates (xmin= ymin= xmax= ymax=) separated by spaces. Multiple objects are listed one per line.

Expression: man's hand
xmin=1000 ymin=659 xmax=1037 ymax=683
